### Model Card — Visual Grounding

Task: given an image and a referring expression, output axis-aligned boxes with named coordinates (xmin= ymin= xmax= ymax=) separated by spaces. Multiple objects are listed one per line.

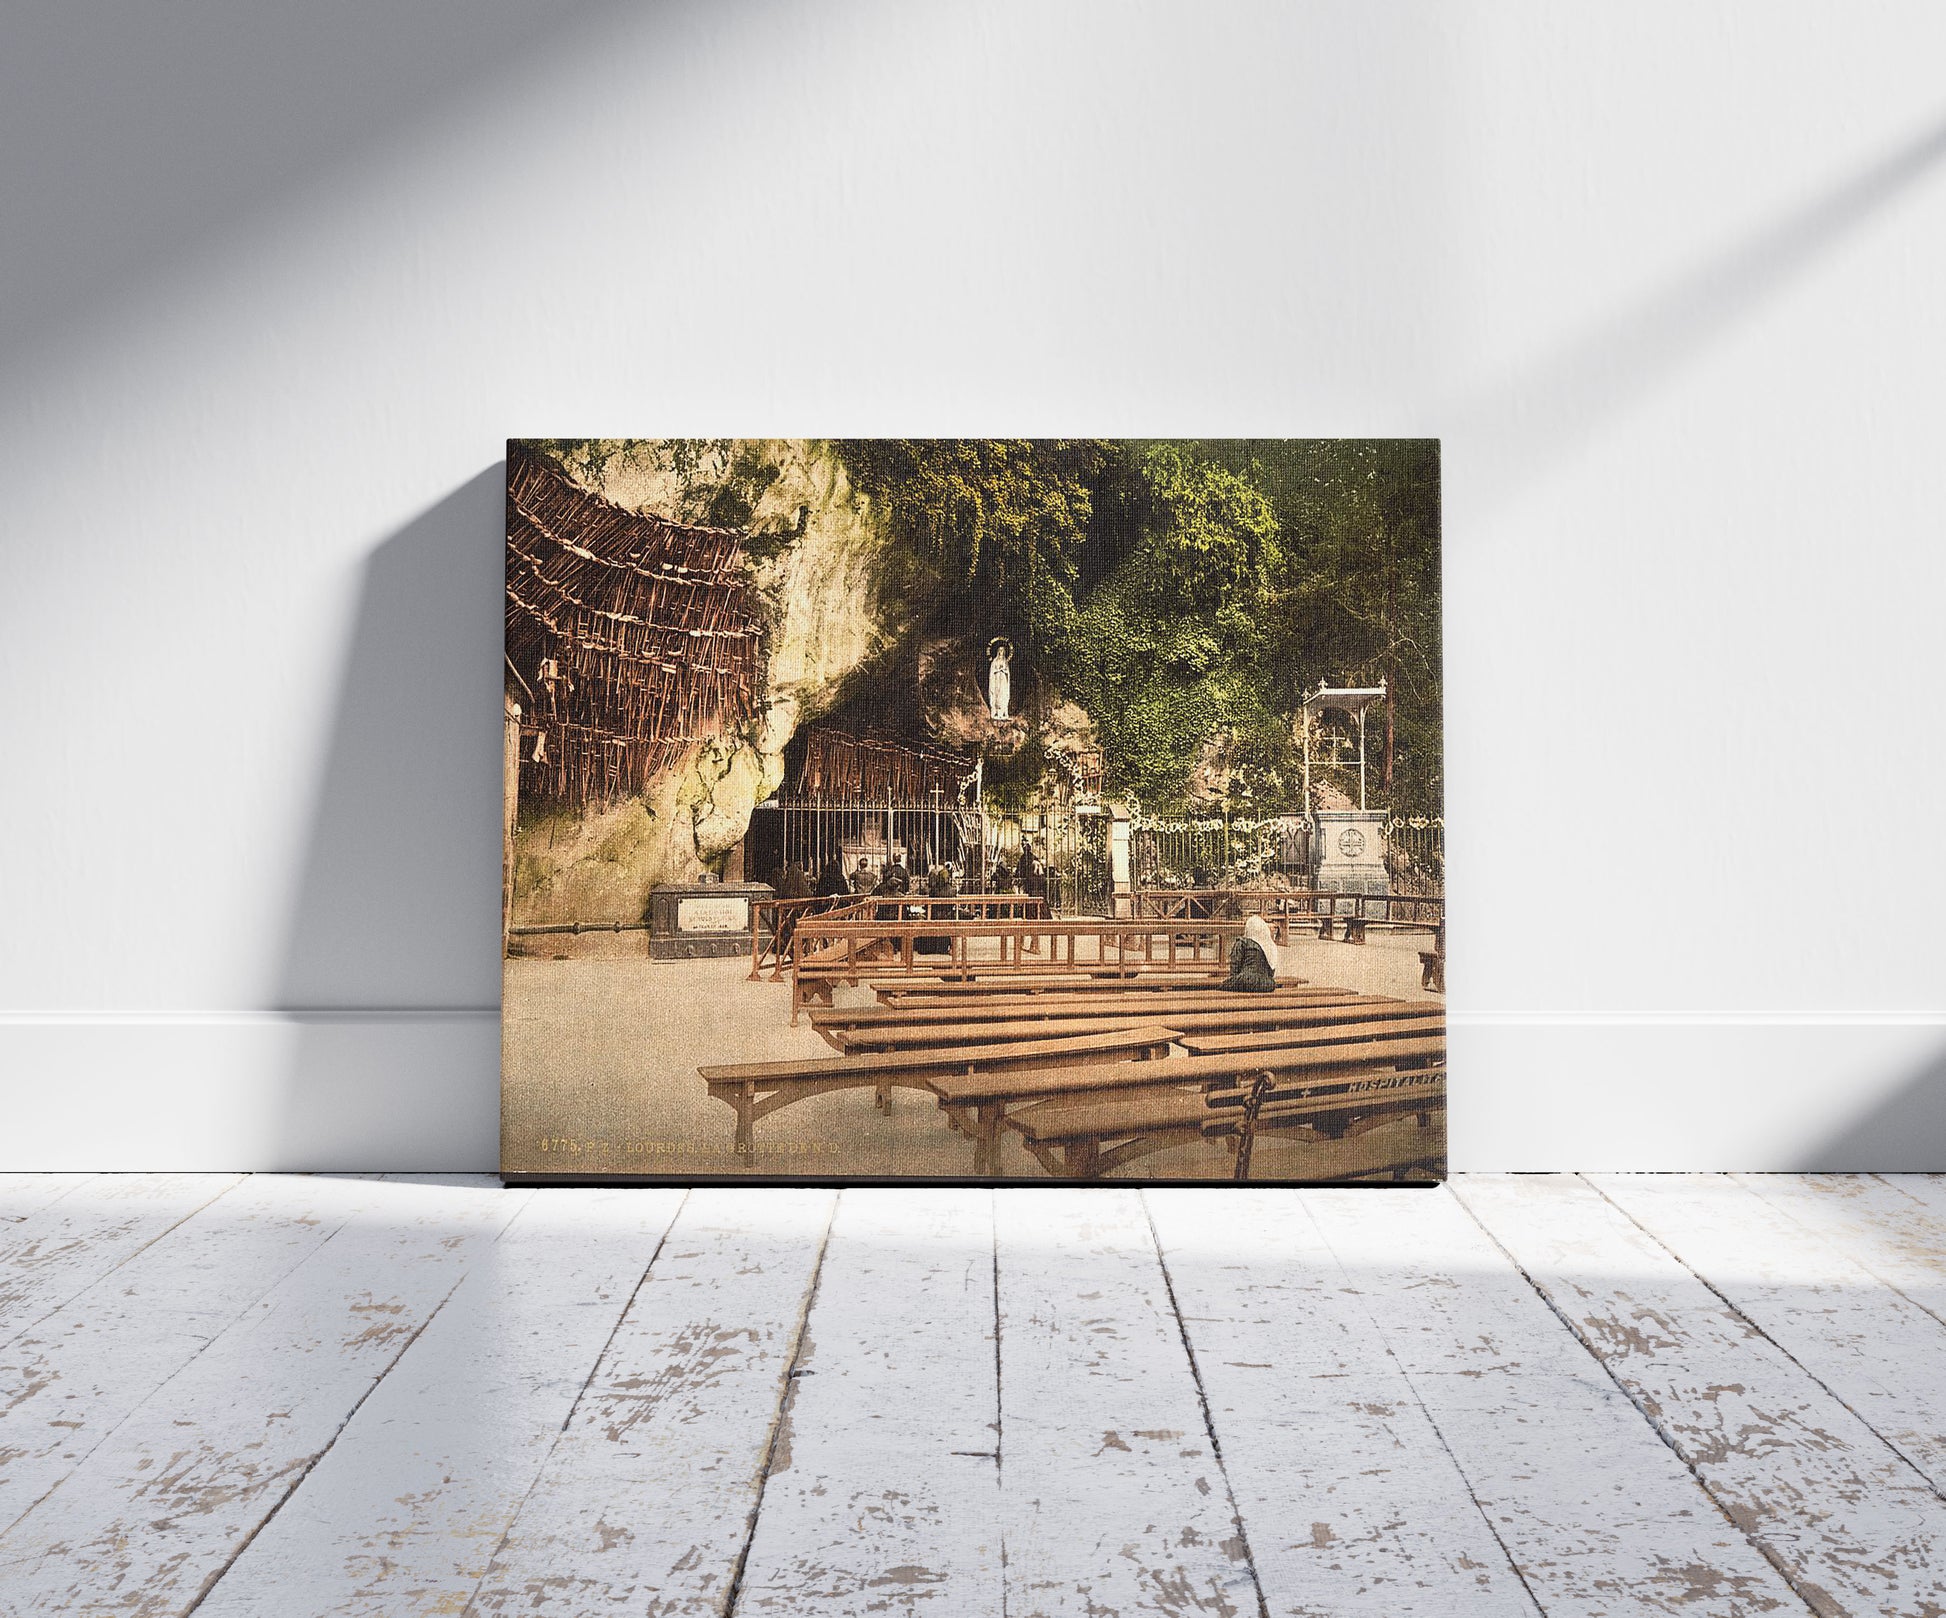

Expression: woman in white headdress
xmin=1223 ymin=914 xmax=1281 ymax=992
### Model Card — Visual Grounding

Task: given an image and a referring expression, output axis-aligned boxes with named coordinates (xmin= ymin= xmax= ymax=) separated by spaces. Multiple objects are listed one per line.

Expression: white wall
xmin=4 ymin=1 xmax=1943 ymax=1170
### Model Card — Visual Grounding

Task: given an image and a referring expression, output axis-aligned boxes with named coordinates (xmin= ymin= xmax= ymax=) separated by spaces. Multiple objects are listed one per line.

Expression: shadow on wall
xmin=272 ymin=467 xmax=506 ymax=1170
xmin=0 ymin=0 xmax=636 ymax=376
xmin=1796 ymin=1051 xmax=1946 ymax=1173
xmin=1454 ymin=108 xmax=1946 ymax=513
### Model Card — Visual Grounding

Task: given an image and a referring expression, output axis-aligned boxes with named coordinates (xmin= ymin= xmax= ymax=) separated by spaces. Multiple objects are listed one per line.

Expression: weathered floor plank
xmin=0 ymin=1173 xmax=245 ymax=1348
xmin=1307 ymin=1186 xmax=1806 ymax=1616
xmin=0 ymin=1176 xmax=526 ymax=1616
xmin=732 ymin=1188 xmax=1003 ymax=1615
xmin=1877 ymin=1175 xmax=1946 ymax=1222
xmin=1594 ymin=1173 xmax=1946 ymax=1499
xmin=994 ymin=1188 xmax=1260 ymax=1618
xmin=1733 ymin=1175 xmax=1946 ymax=1325
xmin=1457 ymin=1173 xmax=1946 ymax=1617
xmin=1147 ymin=1187 xmax=1539 ymax=1617
xmin=464 ymin=1187 xmax=837 ymax=1616
xmin=191 ymin=1186 xmax=687 ymax=1617
xmin=9 ymin=1174 xmax=1940 ymax=1617
xmin=0 ymin=1174 xmax=95 ymax=1223
xmin=0 ymin=1174 xmax=418 ymax=1536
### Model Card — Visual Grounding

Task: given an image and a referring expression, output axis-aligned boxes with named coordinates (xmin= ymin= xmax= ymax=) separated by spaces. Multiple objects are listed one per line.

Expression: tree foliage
xmin=829 ymin=437 xmax=1442 ymax=815
xmin=834 ymin=439 xmax=1113 ymax=655
xmin=1056 ymin=447 xmax=1287 ymax=806
xmin=1128 ymin=445 xmax=1282 ymax=610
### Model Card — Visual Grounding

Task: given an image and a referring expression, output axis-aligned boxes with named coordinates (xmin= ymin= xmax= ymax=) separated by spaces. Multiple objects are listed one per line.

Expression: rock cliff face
xmin=509 ymin=440 xmax=917 ymax=925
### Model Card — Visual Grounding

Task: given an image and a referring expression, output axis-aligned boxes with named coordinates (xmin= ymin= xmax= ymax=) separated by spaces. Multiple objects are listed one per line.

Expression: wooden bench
xmin=835 ymin=1015 xmax=1165 ymax=1054
xmin=747 ymin=895 xmax=877 ymax=980
xmin=809 ymin=989 xmax=1386 ymax=1050
xmin=870 ymin=970 xmax=1232 ymax=1002
xmin=822 ymin=986 xmax=1357 ymax=1024
xmin=1203 ymin=1066 xmax=1447 ymax=1178
xmin=927 ymin=1035 xmax=1446 ymax=1176
xmin=1132 ymin=889 xmax=1390 ymax=947
xmin=1131 ymin=891 xmax=1444 ymax=945
xmin=1206 ymin=1068 xmax=1446 ymax=1133
xmin=862 ymin=984 xmax=1339 ymax=1016
xmin=859 ymin=962 xmax=1178 ymax=986
xmin=822 ymin=997 xmax=1431 ymax=1054
xmin=1215 ymin=1115 xmax=1445 ymax=1182
xmin=697 ymin=1023 xmax=1180 ymax=1159
xmin=790 ymin=917 xmax=1243 ymax=1019
xmin=1007 ymin=1069 xmax=1447 ymax=1179
xmin=819 ymin=988 xmax=1409 ymax=1029
xmin=1420 ymin=947 xmax=1446 ymax=993
xmin=1204 ymin=1098 xmax=1446 ymax=1182
xmin=1175 ymin=1014 xmax=1447 ymax=1057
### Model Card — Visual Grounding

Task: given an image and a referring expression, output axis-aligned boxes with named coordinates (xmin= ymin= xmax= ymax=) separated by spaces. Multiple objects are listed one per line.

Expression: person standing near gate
xmin=1016 ymin=842 xmax=1042 ymax=902
xmin=816 ymin=855 xmax=851 ymax=901
xmin=773 ymin=860 xmax=811 ymax=960
xmin=876 ymin=851 xmax=911 ymax=923
xmin=917 ymin=861 xmax=957 ymax=954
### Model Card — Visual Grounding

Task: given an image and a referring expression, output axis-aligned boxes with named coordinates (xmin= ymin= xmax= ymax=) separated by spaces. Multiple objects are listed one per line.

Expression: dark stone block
xmin=647 ymin=882 xmax=773 ymax=959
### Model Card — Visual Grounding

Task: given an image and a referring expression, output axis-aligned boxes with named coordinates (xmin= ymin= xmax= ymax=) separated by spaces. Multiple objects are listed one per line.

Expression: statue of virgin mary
xmin=987 ymin=639 xmax=1012 ymax=722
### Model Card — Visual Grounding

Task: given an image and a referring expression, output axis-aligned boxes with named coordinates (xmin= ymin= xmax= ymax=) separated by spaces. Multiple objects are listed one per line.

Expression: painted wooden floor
xmin=2 ymin=1176 xmax=1944 ymax=1616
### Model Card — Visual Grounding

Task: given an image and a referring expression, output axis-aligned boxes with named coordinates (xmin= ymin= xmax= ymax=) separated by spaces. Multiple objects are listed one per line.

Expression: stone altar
xmin=1312 ymin=809 xmax=1390 ymax=903
xmin=648 ymin=882 xmax=773 ymax=959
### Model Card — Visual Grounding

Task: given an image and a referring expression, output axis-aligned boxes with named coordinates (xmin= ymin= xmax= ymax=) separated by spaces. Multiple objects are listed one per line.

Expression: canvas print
xmin=502 ymin=439 xmax=1444 ymax=1183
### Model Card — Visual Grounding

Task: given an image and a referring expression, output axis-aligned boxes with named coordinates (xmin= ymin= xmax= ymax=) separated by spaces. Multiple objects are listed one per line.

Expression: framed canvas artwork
xmin=502 ymin=439 xmax=1443 ymax=1184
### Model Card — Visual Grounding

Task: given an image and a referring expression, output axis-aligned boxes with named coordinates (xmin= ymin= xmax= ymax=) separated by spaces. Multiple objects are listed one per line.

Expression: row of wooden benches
xmin=788 ymin=915 xmax=1447 ymax=1018
xmin=698 ymin=979 xmax=1445 ymax=1180
xmin=759 ymin=889 xmax=1441 ymax=983
xmin=787 ymin=917 xmax=1244 ymax=1018
xmin=748 ymin=893 xmax=1050 ymax=981
xmin=1131 ymin=886 xmax=1444 ymax=929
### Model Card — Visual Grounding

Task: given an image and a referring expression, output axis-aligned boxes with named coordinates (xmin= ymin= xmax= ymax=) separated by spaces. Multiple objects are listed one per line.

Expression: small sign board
xmin=677 ymin=895 xmax=749 ymax=933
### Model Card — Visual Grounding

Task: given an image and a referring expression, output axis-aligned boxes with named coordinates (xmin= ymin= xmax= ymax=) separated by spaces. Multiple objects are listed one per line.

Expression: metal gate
xmin=1383 ymin=815 xmax=1444 ymax=899
xmin=1132 ymin=814 xmax=1311 ymax=888
xmin=1042 ymin=805 xmax=1113 ymax=915
xmin=745 ymin=798 xmax=979 ymax=885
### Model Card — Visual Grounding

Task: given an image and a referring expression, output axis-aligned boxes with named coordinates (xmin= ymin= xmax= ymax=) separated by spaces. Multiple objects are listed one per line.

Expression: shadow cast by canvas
xmin=269 ymin=468 xmax=505 ymax=1168
xmin=274 ymin=467 xmax=504 ymax=1012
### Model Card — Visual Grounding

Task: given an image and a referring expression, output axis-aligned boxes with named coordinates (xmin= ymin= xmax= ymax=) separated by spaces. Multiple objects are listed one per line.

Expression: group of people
xmin=765 ymin=853 xmax=964 ymax=962
xmin=765 ymin=856 xmax=920 ymax=902
xmin=771 ymin=843 xmax=1046 ymax=904
xmin=768 ymin=845 xmax=1281 ymax=990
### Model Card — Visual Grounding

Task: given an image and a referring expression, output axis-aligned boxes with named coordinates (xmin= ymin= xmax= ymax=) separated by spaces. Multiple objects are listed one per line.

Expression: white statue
xmin=988 ymin=640 xmax=1012 ymax=721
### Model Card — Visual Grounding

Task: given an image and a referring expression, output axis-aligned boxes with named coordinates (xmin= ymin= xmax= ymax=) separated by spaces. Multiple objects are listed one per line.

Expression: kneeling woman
xmin=1223 ymin=916 xmax=1282 ymax=992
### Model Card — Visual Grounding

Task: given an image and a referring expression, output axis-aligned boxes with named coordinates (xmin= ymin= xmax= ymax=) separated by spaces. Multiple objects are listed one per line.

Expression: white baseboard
xmin=2 ymin=1013 xmax=1941 ymax=1173
xmin=0 ymin=1012 xmax=501 ymax=1172
xmin=1448 ymin=1014 xmax=1946 ymax=1172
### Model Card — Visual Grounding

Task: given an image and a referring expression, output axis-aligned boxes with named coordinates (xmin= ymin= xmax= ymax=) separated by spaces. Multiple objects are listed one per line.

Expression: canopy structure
xmin=505 ymin=444 xmax=762 ymax=807
xmin=1301 ymin=682 xmax=1387 ymax=812
xmin=789 ymin=725 xmax=973 ymax=806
